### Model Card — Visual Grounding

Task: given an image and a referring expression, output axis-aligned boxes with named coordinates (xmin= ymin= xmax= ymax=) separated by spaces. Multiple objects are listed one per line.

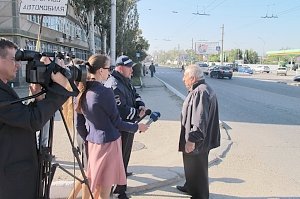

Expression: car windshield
xmin=199 ymin=64 xmax=208 ymax=67
xmin=220 ymin=66 xmax=230 ymax=70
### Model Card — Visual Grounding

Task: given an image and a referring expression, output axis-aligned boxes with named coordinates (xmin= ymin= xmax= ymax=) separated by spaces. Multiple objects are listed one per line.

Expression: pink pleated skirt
xmin=87 ymin=137 xmax=126 ymax=192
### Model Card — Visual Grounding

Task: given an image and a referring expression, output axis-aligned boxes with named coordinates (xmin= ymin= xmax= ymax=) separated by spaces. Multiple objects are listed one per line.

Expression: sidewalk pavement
xmin=13 ymin=75 xmax=232 ymax=199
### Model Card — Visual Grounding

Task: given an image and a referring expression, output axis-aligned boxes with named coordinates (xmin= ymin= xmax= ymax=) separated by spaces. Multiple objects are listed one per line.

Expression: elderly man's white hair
xmin=185 ymin=64 xmax=204 ymax=80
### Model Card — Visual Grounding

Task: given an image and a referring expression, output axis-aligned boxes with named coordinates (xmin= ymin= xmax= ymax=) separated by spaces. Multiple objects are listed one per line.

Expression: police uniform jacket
xmin=105 ymin=71 xmax=144 ymax=123
xmin=0 ymin=80 xmax=72 ymax=199
xmin=179 ymin=79 xmax=220 ymax=154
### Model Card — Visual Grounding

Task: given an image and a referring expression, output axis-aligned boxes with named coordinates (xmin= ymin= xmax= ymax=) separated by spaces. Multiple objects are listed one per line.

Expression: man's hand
xmin=51 ymin=72 xmax=70 ymax=90
xmin=138 ymin=106 xmax=146 ymax=118
xmin=29 ymin=84 xmax=44 ymax=101
xmin=185 ymin=141 xmax=195 ymax=153
xmin=138 ymin=123 xmax=149 ymax=132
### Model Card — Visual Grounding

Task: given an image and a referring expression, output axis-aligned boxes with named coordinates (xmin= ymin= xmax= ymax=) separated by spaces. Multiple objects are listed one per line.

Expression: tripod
xmin=37 ymin=107 xmax=94 ymax=199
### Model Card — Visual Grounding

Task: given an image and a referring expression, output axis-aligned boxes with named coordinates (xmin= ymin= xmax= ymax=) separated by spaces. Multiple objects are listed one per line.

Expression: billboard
xmin=195 ymin=42 xmax=220 ymax=55
xmin=19 ymin=0 xmax=68 ymax=16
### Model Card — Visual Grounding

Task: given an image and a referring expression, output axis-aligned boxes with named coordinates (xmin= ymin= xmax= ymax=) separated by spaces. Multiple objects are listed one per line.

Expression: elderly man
xmin=105 ymin=55 xmax=146 ymax=199
xmin=177 ymin=64 xmax=220 ymax=199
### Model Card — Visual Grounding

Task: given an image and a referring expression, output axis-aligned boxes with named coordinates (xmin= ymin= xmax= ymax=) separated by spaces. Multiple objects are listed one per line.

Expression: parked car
xmin=276 ymin=67 xmax=287 ymax=76
xmin=253 ymin=65 xmax=270 ymax=73
xmin=196 ymin=62 xmax=209 ymax=75
xmin=293 ymin=75 xmax=300 ymax=82
xmin=238 ymin=66 xmax=253 ymax=74
xmin=210 ymin=66 xmax=233 ymax=79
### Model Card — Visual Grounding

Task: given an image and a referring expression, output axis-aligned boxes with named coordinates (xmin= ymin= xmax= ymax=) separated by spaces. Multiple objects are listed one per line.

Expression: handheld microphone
xmin=135 ymin=109 xmax=152 ymax=123
xmin=145 ymin=111 xmax=161 ymax=125
xmin=139 ymin=111 xmax=161 ymax=133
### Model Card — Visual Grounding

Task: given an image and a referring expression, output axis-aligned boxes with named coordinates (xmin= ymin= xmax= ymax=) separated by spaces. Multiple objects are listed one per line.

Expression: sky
xmin=137 ymin=0 xmax=300 ymax=56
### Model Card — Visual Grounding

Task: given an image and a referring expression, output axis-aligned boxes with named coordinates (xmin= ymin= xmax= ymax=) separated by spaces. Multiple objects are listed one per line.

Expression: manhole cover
xmin=132 ymin=141 xmax=145 ymax=151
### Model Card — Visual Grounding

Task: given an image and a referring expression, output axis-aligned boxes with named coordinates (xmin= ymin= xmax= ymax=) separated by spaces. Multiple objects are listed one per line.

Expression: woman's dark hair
xmin=75 ymin=54 xmax=109 ymax=113
xmin=86 ymin=54 xmax=109 ymax=74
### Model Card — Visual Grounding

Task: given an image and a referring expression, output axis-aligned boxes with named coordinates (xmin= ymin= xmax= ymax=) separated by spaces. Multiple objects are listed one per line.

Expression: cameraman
xmin=0 ymin=37 xmax=73 ymax=199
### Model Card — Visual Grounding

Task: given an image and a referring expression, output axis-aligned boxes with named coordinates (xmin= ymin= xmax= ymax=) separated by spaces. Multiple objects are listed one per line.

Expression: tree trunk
xmin=87 ymin=7 xmax=95 ymax=54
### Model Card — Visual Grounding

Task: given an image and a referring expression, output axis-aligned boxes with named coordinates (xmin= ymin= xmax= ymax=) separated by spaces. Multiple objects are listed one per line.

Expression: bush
xmin=131 ymin=76 xmax=141 ymax=86
xmin=133 ymin=63 xmax=142 ymax=77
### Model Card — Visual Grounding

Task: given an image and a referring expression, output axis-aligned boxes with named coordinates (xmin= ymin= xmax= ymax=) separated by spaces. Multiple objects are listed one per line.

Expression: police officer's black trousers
xmin=114 ymin=131 xmax=135 ymax=194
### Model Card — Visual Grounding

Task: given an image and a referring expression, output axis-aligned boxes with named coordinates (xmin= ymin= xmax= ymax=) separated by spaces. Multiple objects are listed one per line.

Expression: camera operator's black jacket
xmin=0 ymin=80 xmax=72 ymax=199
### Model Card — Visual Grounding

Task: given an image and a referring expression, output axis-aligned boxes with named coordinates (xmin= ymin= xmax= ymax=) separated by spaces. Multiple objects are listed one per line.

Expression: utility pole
xmin=221 ymin=24 xmax=224 ymax=65
xmin=192 ymin=38 xmax=194 ymax=50
xmin=110 ymin=0 xmax=116 ymax=65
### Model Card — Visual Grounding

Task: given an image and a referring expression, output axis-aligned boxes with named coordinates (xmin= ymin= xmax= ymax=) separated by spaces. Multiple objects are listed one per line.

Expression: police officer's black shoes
xmin=117 ymin=193 xmax=129 ymax=199
xmin=176 ymin=185 xmax=188 ymax=193
xmin=126 ymin=172 xmax=133 ymax=177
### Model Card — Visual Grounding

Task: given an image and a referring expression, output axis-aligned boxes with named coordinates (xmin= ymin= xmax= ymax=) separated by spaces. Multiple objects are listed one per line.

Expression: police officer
xmin=105 ymin=55 xmax=146 ymax=199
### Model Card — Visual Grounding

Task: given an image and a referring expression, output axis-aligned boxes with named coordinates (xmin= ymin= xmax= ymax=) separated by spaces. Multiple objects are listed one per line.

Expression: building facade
xmin=0 ymin=0 xmax=101 ymax=86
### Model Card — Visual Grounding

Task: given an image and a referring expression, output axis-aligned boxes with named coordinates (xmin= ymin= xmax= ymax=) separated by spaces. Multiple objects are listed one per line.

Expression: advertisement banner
xmin=195 ymin=42 xmax=219 ymax=55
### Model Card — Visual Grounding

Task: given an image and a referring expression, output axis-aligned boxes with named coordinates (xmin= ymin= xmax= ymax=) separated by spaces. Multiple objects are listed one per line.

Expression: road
xmin=155 ymin=67 xmax=300 ymax=125
xmin=147 ymin=66 xmax=300 ymax=198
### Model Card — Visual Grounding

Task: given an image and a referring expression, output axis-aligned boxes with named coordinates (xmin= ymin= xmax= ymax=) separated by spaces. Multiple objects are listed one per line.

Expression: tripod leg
xmin=58 ymin=108 xmax=94 ymax=199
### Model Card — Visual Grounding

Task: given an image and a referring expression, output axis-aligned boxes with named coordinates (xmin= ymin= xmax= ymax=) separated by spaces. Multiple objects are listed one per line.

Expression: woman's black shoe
xmin=176 ymin=185 xmax=188 ymax=193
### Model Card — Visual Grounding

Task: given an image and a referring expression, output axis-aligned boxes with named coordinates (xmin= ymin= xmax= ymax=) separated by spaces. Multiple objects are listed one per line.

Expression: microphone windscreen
xmin=145 ymin=109 xmax=152 ymax=116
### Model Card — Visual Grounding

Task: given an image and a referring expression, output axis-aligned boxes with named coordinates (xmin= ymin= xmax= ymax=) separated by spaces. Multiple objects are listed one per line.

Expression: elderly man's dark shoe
xmin=176 ymin=185 xmax=188 ymax=193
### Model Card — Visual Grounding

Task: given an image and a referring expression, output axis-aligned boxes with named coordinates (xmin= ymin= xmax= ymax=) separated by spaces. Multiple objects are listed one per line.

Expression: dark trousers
xmin=183 ymin=151 xmax=209 ymax=199
xmin=150 ymin=71 xmax=154 ymax=77
xmin=115 ymin=131 xmax=135 ymax=194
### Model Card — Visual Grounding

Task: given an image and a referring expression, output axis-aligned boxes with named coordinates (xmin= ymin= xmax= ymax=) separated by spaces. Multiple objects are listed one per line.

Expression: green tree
xmin=243 ymin=49 xmax=259 ymax=64
xmin=208 ymin=54 xmax=220 ymax=62
xmin=71 ymin=0 xmax=97 ymax=54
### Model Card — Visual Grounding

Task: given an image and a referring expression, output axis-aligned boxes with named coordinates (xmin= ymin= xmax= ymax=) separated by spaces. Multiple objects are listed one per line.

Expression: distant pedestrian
xmin=142 ymin=64 xmax=147 ymax=76
xmin=180 ymin=64 xmax=185 ymax=72
xmin=149 ymin=62 xmax=156 ymax=77
xmin=176 ymin=64 xmax=220 ymax=199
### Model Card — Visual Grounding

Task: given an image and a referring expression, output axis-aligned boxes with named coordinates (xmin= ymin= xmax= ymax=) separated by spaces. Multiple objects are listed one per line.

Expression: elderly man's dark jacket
xmin=179 ymin=79 xmax=220 ymax=154
xmin=0 ymin=80 xmax=71 ymax=199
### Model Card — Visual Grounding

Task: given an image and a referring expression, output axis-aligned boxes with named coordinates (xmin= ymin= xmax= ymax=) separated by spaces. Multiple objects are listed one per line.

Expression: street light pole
xmin=258 ymin=37 xmax=265 ymax=64
xmin=221 ymin=24 xmax=224 ymax=65
xmin=110 ymin=0 xmax=116 ymax=65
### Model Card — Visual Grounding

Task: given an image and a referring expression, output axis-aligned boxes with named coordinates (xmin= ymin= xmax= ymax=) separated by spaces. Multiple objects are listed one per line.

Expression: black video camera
xmin=15 ymin=49 xmax=87 ymax=86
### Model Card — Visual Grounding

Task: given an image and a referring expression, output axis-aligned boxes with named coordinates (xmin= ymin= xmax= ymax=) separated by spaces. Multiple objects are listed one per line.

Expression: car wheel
xmin=229 ymin=76 xmax=232 ymax=79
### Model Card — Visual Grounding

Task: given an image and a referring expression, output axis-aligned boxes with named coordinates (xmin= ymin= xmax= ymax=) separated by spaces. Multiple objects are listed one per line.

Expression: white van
xmin=195 ymin=62 xmax=209 ymax=75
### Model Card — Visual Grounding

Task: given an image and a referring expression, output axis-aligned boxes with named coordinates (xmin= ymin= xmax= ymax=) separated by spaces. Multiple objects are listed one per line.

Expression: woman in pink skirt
xmin=76 ymin=54 xmax=148 ymax=199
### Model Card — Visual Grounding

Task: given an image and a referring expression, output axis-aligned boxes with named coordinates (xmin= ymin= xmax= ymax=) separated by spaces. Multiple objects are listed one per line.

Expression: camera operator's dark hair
xmin=75 ymin=54 xmax=110 ymax=113
xmin=0 ymin=37 xmax=18 ymax=58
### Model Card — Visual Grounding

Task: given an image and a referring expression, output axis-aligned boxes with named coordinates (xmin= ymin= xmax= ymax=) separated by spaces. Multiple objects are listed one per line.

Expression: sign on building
xmin=19 ymin=0 xmax=68 ymax=16
xmin=195 ymin=42 xmax=219 ymax=55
